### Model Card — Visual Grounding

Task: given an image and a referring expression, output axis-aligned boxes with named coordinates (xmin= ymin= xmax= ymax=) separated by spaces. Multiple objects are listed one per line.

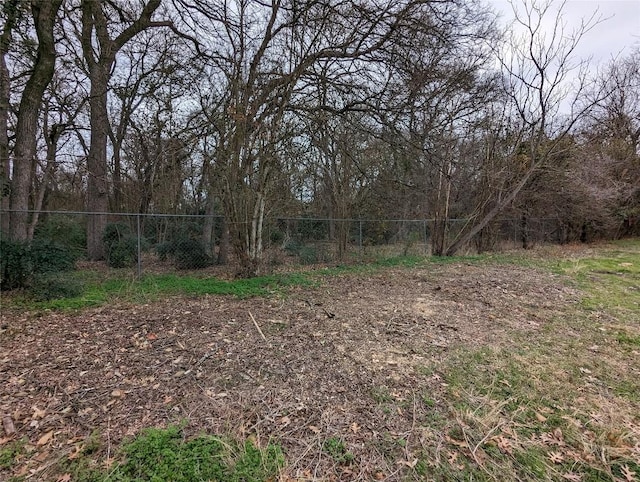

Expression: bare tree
xmin=445 ymin=0 xmax=605 ymax=255
xmin=5 ymin=0 xmax=62 ymax=241
xmin=181 ymin=0 xmax=459 ymax=275
xmin=79 ymin=0 xmax=170 ymax=259
xmin=0 ymin=0 xmax=22 ymax=233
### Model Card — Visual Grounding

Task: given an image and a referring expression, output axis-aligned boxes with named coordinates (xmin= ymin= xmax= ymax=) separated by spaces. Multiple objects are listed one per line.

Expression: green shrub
xmin=270 ymin=228 xmax=285 ymax=244
xmin=34 ymin=215 xmax=86 ymax=252
xmin=284 ymin=238 xmax=302 ymax=256
xmin=29 ymin=273 xmax=83 ymax=301
xmin=30 ymin=238 xmax=77 ymax=273
xmin=298 ymin=245 xmax=323 ymax=265
xmin=155 ymin=225 xmax=212 ymax=270
xmin=174 ymin=237 xmax=212 ymax=269
xmin=0 ymin=237 xmax=77 ymax=291
xmin=156 ymin=241 xmax=174 ymax=261
xmin=103 ymin=223 xmax=139 ymax=268
xmin=0 ymin=238 xmax=32 ymax=290
xmin=107 ymin=238 xmax=138 ymax=268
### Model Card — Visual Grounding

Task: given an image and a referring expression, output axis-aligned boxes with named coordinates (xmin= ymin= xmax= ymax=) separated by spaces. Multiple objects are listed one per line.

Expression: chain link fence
xmin=1 ymin=210 xmax=570 ymax=278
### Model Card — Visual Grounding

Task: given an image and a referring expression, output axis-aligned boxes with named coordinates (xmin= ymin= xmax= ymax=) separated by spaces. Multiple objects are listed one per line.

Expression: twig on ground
xmin=249 ymin=311 xmax=268 ymax=343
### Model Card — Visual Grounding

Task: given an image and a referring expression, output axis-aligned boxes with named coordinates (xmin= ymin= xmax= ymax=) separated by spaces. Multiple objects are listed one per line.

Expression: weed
xmin=617 ymin=331 xmax=640 ymax=346
xmin=421 ymin=395 xmax=435 ymax=408
xmin=371 ymin=386 xmax=393 ymax=404
xmin=0 ymin=439 xmax=25 ymax=470
xmin=323 ymin=437 xmax=354 ymax=464
xmin=59 ymin=426 xmax=284 ymax=482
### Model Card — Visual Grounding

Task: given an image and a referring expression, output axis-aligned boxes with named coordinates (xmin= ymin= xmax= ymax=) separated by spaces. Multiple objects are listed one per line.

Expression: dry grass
xmin=1 ymin=240 xmax=639 ymax=481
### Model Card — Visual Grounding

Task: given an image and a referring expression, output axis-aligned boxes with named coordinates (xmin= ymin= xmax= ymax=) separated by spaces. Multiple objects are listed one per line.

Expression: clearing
xmin=1 ymin=242 xmax=639 ymax=481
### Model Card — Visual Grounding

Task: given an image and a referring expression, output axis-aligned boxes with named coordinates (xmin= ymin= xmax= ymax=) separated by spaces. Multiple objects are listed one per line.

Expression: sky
xmin=489 ymin=0 xmax=640 ymax=67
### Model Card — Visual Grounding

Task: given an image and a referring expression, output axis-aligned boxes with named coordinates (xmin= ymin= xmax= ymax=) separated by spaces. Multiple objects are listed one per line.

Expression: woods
xmin=1 ymin=0 xmax=638 ymax=274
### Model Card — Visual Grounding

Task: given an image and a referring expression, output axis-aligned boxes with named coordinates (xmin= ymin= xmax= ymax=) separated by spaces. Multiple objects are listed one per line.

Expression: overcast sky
xmin=489 ymin=0 xmax=640 ymax=67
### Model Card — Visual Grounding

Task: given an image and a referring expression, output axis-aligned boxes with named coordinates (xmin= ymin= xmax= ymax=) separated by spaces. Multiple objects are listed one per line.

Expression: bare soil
xmin=0 ymin=258 xmax=584 ymax=480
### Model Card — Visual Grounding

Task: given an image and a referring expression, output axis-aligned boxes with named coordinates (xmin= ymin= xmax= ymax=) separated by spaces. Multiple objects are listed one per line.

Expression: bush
xmin=29 ymin=273 xmax=83 ymax=301
xmin=103 ymin=223 xmax=139 ymax=268
xmin=173 ymin=237 xmax=212 ymax=270
xmin=0 ymin=238 xmax=32 ymax=290
xmin=298 ymin=245 xmax=325 ymax=265
xmin=156 ymin=241 xmax=174 ymax=261
xmin=107 ymin=238 xmax=138 ymax=268
xmin=31 ymin=238 xmax=77 ymax=273
xmin=155 ymin=224 xmax=212 ymax=270
xmin=34 ymin=215 xmax=86 ymax=252
xmin=283 ymin=238 xmax=303 ymax=256
xmin=0 ymin=237 xmax=78 ymax=291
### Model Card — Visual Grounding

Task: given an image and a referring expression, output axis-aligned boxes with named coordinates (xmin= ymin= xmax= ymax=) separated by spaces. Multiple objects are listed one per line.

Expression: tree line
xmin=1 ymin=0 xmax=638 ymax=275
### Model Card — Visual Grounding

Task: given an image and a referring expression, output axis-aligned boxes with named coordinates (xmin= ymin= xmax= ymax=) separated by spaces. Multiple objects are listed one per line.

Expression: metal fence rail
xmin=1 ymin=210 xmax=569 ymax=277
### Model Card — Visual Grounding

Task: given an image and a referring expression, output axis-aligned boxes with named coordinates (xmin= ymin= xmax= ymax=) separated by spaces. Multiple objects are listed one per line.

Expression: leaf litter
xmin=1 ymin=249 xmax=638 ymax=480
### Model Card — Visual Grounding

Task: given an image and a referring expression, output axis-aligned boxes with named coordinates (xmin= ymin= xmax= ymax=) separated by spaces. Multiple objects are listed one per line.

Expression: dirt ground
xmin=0 ymin=257 xmax=584 ymax=480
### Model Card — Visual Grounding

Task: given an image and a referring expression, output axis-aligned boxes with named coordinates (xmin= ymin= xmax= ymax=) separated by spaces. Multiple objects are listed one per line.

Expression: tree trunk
xmin=86 ymin=70 xmax=110 ymax=260
xmin=80 ymin=0 xmax=165 ymax=259
xmin=27 ymin=124 xmax=63 ymax=239
xmin=0 ymin=0 xmax=19 ymax=234
xmin=431 ymin=159 xmax=453 ymax=256
xmin=202 ymin=194 xmax=216 ymax=257
xmin=521 ymin=212 xmax=530 ymax=249
xmin=0 ymin=51 xmax=10 ymax=234
xmin=217 ymin=216 xmax=229 ymax=265
xmin=8 ymin=0 xmax=62 ymax=241
xmin=445 ymin=163 xmax=538 ymax=256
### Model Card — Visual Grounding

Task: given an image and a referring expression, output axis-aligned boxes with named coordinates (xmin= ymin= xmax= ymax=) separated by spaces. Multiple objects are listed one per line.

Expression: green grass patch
xmin=554 ymin=241 xmax=640 ymax=320
xmin=617 ymin=331 xmax=640 ymax=346
xmin=4 ymin=252 xmax=500 ymax=312
xmin=425 ymin=240 xmax=640 ymax=481
xmin=8 ymin=271 xmax=315 ymax=311
xmin=59 ymin=426 xmax=284 ymax=482
xmin=0 ymin=439 xmax=26 ymax=470
xmin=323 ymin=437 xmax=354 ymax=465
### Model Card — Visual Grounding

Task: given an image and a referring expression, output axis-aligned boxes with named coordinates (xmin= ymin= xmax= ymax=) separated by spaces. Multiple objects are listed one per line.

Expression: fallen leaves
xmin=32 ymin=406 xmax=46 ymax=419
xmin=534 ymin=412 xmax=547 ymax=423
xmin=562 ymin=473 xmax=582 ymax=481
xmin=36 ymin=431 xmax=54 ymax=446
xmin=549 ymin=451 xmax=564 ymax=464
xmin=110 ymin=389 xmax=125 ymax=398
xmin=540 ymin=428 xmax=565 ymax=447
xmin=492 ymin=435 xmax=513 ymax=455
xmin=621 ymin=464 xmax=637 ymax=482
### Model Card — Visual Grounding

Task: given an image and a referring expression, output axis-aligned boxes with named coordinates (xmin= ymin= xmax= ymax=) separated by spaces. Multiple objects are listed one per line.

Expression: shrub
xmin=30 ymin=238 xmax=77 ymax=273
xmin=270 ymin=228 xmax=285 ymax=244
xmin=0 ymin=238 xmax=32 ymax=290
xmin=173 ymin=237 xmax=212 ymax=270
xmin=29 ymin=273 xmax=83 ymax=301
xmin=107 ymin=238 xmax=138 ymax=268
xmin=283 ymin=238 xmax=303 ymax=256
xmin=156 ymin=241 xmax=175 ymax=261
xmin=298 ymin=245 xmax=328 ymax=265
xmin=103 ymin=223 xmax=138 ymax=268
xmin=34 ymin=215 xmax=86 ymax=253
xmin=0 ymin=237 xmax=77 ymax=291
xmin=155 ymin=224 xmax=212 ymax=270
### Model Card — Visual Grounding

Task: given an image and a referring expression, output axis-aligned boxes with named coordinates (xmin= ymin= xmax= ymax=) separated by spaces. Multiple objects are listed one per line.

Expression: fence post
xmin=136 ymin=214 xmax=142 ymax=278
xmin=359 ymin=219 xmax=363 ymax=258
